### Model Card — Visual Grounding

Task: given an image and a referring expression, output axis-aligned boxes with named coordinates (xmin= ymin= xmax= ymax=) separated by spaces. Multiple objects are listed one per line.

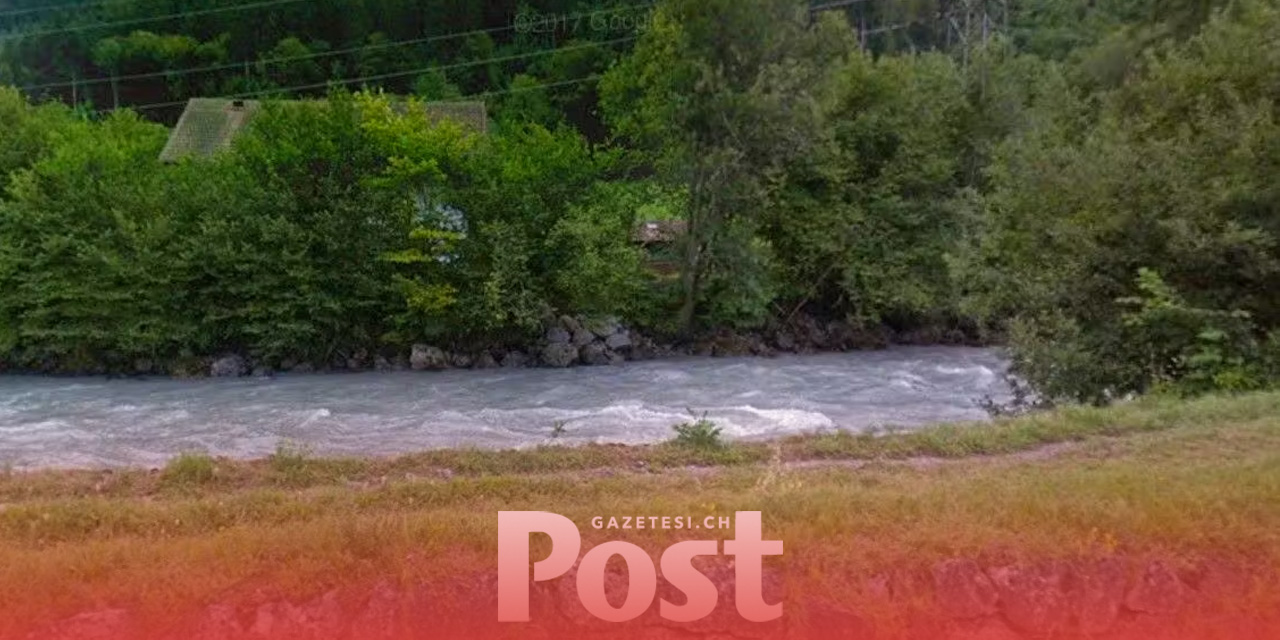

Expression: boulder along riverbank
xmin=0 ymin=313 xmax=992 ymax=379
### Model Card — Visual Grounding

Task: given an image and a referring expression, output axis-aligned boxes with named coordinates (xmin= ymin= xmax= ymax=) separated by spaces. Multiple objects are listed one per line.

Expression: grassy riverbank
xmin=2 ymin=392 xmax=1280 ymax=636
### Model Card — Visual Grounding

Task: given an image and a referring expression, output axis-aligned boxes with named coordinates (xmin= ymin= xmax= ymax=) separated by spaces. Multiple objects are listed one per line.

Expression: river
xmin=0 ymin=347 xmax=1010 ymax=469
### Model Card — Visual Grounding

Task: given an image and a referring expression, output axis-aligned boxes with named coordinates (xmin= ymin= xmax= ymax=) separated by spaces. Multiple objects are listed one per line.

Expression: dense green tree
xmin=0 ymin=86 xmax=74 ymax=190
xmin=0 ymin=110 xmax=243 ymax=368
xmin=602 ymin=0 xmax=854 ymax=333
xmin=766 ymin=49 xmax=971 ymax=329
xmin=955 ymin=0 xmax=1280 ymax=401
xmin=412 ymin=68 xmax=463 ymax=101
xmin=259 ymin=37 xmax=330 ymax=89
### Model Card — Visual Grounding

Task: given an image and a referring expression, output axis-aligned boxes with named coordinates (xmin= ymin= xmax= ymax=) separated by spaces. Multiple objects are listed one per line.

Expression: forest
xmin=1 ymin=0 xmax=1278 ymax=404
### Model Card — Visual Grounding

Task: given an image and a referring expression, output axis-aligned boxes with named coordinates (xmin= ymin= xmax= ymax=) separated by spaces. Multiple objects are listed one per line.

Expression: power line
xmin=867 ymin=22 xmax=915 ymax=36
xmin=24 ymin=24 xmax=517 ymax=91
xmin=0 ymin=0 xmax=310 ymax=41
xmin=444 ymin=74 xmax=604 ymax=103
xmin=809 ymin=0 xmax=873 ymax=13
xmin=232 ymin=36 xmax=636 ymax=99
xmin=94 ymin=72 xmax=610 ymax=116
xmin=0 ymin=0 xmax=135 ymax=20
xmin=21 ymin=2 xmax=654 ymax=91
xmin=99 ymin=37 xmax=635 ymax=113
xmin=96 ymin=97 xmax=189 ymax=112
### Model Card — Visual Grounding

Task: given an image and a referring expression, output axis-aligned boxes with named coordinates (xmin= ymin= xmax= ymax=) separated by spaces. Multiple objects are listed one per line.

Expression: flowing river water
xmin=0 ymin=347 xmax=1010 ymax=470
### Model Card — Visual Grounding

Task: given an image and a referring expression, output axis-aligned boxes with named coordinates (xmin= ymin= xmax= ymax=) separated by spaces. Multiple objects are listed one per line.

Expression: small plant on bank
xmin=270 ymin=441 xmax=315 ymax=485
xmin=671 ymin=411 xmax=724 ymax=451
xmin=160 ymin=452 xmax=218 ymax=488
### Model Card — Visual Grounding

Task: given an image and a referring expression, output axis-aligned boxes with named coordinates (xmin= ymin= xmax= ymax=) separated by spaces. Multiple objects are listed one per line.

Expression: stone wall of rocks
xmin=0 ymin=311 xmax=985 ymax=378
xmin=199 ymin=313 xmax=979 ymax=379
xmin=17 ymin=555 xmax=1275 ymax=640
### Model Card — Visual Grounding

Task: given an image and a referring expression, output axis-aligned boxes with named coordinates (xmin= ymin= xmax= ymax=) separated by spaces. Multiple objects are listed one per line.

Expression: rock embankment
xmin=200 ymin=312 xmax=978 ymax=379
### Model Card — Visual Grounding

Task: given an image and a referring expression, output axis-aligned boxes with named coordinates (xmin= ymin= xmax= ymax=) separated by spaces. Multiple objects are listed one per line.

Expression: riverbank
xmin=1 ymin=392 xmax=1279 ymax=638
xmin=0 ymin=312 xmax=989 ymax=379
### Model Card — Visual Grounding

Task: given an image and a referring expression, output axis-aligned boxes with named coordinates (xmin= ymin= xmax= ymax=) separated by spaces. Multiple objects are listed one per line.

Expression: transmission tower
xmin=811 ymin=0 xmax=1011 ymax=54
xmin=941 ymin=0 xmax=1010 ymax=64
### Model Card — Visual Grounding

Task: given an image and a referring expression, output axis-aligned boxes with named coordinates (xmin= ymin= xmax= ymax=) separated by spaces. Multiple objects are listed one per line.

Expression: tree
xmin=259 ymin=36 xmax=328 ymax=89
xmin=601 ymin=0 xmax=855 ymax=334
xmin=0 ymin=87 xmax=73 ymax=190
xmin=766 ymin=49 xmax=972 ymax=328
xmin=412 ymin=68 xmax=463 ymax=101
xmin=955 ymin=0 xmax=1280 ymax=401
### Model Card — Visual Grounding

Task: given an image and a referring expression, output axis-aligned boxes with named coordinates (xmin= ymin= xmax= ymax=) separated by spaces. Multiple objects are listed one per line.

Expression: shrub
xmin=958 ymin=4 xmax=1280 ymax=403
xmin=269 ymin=441 xmax=315 ymax=485
xmin=160 ymin=452 xmax=217 ymax=488
xmin=671 ymin=412 xmax=725 ymax=450
xmin=1120 ymin=269 xmax=1273 ymax=396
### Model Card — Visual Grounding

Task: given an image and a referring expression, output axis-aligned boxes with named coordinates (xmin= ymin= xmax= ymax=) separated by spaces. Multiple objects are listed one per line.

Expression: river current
xmin=0 ymin=347 xmax=1010 ymax=469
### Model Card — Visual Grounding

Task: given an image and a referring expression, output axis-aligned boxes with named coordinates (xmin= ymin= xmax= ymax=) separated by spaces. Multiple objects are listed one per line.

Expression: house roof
xmin=416 ymin=100 xmax=489 ymax=133
xmin=158 ymin=97 xmax=489 ymax=162
xmin=158 ymin=98 xmax=262 ymax=163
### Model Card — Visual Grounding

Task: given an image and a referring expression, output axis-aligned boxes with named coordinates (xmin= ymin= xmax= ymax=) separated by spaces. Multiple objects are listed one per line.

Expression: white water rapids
xmin=0 ymin=347 xmax=1010 ymax=470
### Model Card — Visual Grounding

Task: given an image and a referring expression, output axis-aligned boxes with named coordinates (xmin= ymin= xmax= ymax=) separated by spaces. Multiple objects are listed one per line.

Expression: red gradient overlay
xmin=3 ymin=571 xmax=1277 ymax=640
xmin=2 ymin=512 xmax=1277 ymax=639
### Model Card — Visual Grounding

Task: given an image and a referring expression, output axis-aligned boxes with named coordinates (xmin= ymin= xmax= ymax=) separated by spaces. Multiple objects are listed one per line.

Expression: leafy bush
xmin=697 ymin=222 xmax=780 ymax=330
xmin=0 ymin=110 xmax=189 ymax=368
xmin=160 ymin=452 xmax=218 ymax=488
xmin=269 ymin=441 xmax=315 ymax=485
xmin=1119 ymin=269 xmax=1272 ymax=396
xmin=765 ymin=49 xmax=971 ymax=327
xmin=0 ymin=88 xmax=664 ymax=370
xmin=671 ymin=412 xmax=725 ymax=450
xmin=545 ymin=189 xmax=652 ymax=319
xmin=228 ymin=91 xmax=420 ymax=361
xmin=958 ymin=3 xmax=1280 ymax=402
xmin=387 ymin=122 xmax=626 ymax=343
xmin=0 ymin=87 xmax=74 ymax=191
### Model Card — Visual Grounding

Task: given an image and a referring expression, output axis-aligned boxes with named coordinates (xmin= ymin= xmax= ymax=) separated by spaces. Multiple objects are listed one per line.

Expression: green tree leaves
xmin=957 ymin=1 xmax=1280 ymax=401
xmin=601 ymin=0 xmax=849 ymax=334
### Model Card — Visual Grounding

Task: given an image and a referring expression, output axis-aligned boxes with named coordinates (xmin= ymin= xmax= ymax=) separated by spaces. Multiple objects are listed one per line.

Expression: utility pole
xmin=859 ymin=5 xmax=867 ymax=51
xmin=943 ymin=0 xmax=1010 ymax=65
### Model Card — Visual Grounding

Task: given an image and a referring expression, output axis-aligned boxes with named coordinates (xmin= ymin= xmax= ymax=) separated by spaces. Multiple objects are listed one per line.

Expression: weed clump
xmin=270 ymin=441 xmax=315 ymax=485
xmin=160 ymin=452 xmax=217 ymax=488
xmin=671 ymin=411 xmax=724 ymax=451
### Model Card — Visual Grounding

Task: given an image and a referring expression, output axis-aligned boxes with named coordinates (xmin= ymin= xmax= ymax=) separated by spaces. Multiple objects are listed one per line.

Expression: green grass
xmin=268 ymin=441 xmax=318 ymax=486
xmin=158 ymin=452 xmax=218 ymax=491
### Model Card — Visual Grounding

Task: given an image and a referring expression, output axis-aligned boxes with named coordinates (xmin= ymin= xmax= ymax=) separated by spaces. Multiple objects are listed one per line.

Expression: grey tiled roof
xmin=159 ymin=97 xmax=488 ymax=162
xmin=158 ymin=98 xmax=262 ymax=163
